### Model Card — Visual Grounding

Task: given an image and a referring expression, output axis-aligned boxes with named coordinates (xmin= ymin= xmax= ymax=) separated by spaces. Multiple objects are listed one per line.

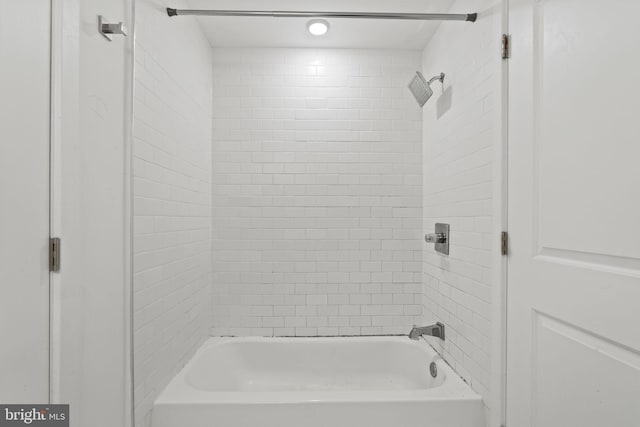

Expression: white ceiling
xmin=184 ymin=0 xmax=461 ymax=49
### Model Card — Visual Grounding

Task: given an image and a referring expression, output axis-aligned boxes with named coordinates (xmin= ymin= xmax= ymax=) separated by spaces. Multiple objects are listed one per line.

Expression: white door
xmin=507 ymin=1 xmax=640 ymax=426
xmin=0 ymin=0 xmax=51 ymax=401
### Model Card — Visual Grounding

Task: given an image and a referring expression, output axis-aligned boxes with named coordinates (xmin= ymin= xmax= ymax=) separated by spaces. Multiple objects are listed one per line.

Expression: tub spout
xmin=408 ymin=322 xmax=445 ymax=341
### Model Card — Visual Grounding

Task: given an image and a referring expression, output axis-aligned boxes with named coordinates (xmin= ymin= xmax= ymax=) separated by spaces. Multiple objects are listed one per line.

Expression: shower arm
xmin=427 ymin=73 xmax=446 ymax=85
xmin=166 ymin=8 xmax=478 ymax=22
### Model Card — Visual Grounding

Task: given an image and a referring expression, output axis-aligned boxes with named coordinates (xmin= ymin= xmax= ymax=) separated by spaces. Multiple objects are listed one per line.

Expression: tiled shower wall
xmin=132 ymin=1 xmax=212 ymax=426
xmin=210 ymin=48 xmax=423 ymax=336
xmin=420 ymin=0 xmax=501 ymax=418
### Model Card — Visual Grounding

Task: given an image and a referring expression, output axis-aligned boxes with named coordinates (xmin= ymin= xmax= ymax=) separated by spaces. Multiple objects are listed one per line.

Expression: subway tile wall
xmin=420 ymin=0 xmax=501 ymax=418
xmin=133 ymin=1 xmax=213 ymax=426
xmin=210 ymin=48 xmax=423 ymax=337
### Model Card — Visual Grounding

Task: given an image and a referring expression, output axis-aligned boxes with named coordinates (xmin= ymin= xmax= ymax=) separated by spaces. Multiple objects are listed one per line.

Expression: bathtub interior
xmin=185 ymin=337 xmax=445 ymax=392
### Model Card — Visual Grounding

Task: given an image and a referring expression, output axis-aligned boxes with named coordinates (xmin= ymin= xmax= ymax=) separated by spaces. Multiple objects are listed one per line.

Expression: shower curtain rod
xmin=165 ymin=8 xmax=478 ymax=22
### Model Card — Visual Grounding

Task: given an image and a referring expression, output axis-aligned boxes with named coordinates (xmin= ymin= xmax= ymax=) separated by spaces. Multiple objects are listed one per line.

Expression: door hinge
xmin=501 ymin=231 xmax=508 ymax=256
xmin=502 ymin=34 xmax=511 ymax=59
xmin=49 ymin=237 xmax=61 ymax=272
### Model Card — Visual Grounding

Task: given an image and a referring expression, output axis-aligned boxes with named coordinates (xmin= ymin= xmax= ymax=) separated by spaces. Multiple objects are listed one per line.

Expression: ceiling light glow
xmin=307 ymin=19 xmax=329 ymax=36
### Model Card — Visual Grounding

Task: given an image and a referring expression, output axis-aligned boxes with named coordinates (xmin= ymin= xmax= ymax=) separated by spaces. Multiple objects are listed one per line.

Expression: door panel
xmin=533 ymin=313 xmax=640 ymax=427
xmin=534 ymin=0 xmax=640 ymax=260
xmin=507 ymin=0 xmax=640 ymax=426
xmin=0 ymin=0 xmax=51 ymax=402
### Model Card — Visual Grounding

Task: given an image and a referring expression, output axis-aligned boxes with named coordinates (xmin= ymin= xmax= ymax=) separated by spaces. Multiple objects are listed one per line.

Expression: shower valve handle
xmin=425 ymin=223 xmax=450 ymax=256
xmin=425 ymin=233 xmax=447 ymax=244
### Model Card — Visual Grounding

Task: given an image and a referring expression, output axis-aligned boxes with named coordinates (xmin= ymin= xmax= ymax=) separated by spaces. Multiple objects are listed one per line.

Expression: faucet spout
xmin=408 ymin=322 xmax=445 ymax=341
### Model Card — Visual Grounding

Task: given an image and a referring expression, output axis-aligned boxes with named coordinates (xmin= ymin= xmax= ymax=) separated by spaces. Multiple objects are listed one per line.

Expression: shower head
xmin=408 ymin=71 xmax=445 ymax=107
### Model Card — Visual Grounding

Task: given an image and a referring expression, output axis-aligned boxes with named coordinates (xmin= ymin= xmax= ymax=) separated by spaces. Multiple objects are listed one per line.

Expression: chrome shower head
xmin=408 ymin=72 xmax=445 ymax=107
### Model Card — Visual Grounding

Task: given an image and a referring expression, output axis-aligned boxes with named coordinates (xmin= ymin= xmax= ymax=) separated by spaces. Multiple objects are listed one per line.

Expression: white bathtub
xmin=152 ymin=336 xmax=484 ymax=427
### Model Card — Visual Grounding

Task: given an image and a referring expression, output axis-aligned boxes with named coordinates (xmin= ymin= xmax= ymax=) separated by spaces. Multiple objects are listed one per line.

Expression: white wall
xmin=50 ymin=0 xmax=132 ymax=427
xmin=133 ymin=1 xmax=212 ymax=426
xmin=52 ymin=0 xmax=134 ymax=425
xmin=420 ymin=0 xmax=502 ymax=420
xmin=210 ymin=48 xmax=423 ymax=337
